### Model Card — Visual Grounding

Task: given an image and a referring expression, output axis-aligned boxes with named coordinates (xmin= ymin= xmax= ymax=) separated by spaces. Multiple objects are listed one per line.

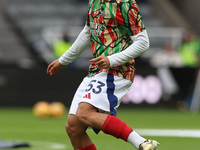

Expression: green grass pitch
xmin=0 ymin=107 xmax=200 ymax=150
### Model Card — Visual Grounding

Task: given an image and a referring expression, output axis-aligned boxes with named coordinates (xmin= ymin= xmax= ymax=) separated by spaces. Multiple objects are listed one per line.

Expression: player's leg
xmin=77 ymin=102 xmax=159 ymax=149
xmin=74 ymin=72 xmax=159 ymax=149
xmin=102 ymin=114 xmax=160 ymax=149
xmin=76 ymin=102 xmax=107 ymax=129
xmin=65 ymin=114 xmax=96 ymax=150
xmin=66 ymin=76 xmax=97 ymax=150
xmin=77 ymin=102 xmax=146 ymax=147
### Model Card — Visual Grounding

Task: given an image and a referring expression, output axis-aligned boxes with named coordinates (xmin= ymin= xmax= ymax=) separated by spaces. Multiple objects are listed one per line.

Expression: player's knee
xmin=65 ymin=121 xmax=72 ymax=136
xmin=65 ymin=121 xmax=79 ymax=137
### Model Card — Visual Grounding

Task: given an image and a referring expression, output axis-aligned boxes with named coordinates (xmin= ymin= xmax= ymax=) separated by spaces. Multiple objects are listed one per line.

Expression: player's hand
xmin=90 ymin=56 xmax=110 ymax=69
xmin=47 ymin=59 xmax=65 ymax=76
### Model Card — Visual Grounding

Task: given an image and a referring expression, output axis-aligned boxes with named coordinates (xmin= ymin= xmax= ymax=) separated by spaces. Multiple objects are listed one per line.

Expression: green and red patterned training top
xmin=87 ymin=0 xmax=145 ymax=81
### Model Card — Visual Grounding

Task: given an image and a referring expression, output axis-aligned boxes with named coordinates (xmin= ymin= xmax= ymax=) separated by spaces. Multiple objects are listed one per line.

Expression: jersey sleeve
xmin=58 ymin=25 xmax=91 ymax=65
xmin=116 ymin=1 xmax=145 ymax=36
xmin=107 ymin=30 xmax=149 ymax=67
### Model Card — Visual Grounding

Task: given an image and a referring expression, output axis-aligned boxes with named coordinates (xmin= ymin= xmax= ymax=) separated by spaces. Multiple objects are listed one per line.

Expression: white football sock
xmin=127 ymin=130 xmax=146 ymax=148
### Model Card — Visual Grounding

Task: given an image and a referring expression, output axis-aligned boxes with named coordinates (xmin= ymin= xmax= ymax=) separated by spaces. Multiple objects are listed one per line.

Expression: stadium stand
xmin=1 ymin=0 xmax=89 ymax=64
xmin=1 ymin=0 xmax=88 ymax=43
xmin=1 ymin=0 xmax=185 ymax=65
xmin=0 ymin=4 xmax=35 ymax=68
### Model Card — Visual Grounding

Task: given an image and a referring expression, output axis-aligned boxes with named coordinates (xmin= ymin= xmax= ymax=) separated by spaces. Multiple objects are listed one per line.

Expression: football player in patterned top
xmin=47 ymin=0 xmax=159 ymax=150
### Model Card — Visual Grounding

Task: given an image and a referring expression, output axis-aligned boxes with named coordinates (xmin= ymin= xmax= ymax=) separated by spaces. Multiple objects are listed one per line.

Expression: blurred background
xmin=0 ymin=0 xmax=200 ymax=150
xmin=0 ymin=0 xmax=200 ymax=111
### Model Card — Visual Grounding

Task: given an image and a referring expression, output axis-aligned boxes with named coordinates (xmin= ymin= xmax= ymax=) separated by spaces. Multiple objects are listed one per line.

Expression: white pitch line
xmin=135 ymin=129 xmax=200 ymax=138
